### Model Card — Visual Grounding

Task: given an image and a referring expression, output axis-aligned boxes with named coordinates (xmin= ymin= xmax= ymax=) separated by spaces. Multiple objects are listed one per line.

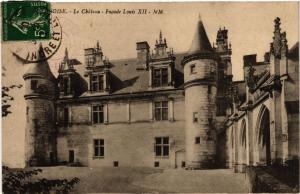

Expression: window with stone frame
xmin=154 ymin=101 xmax=168 ymax=121
xmin=91 ymin=74 xmax=104 ymax=92
xmin=153 ymin=68 xmax=168 ymax=87
xmin=92 ymin=105 xmax=104 ymax=124
xmin=94 ymin=139 xmax=104 ymax=157
xmin=155 ymin=137 xmax=169 ymax=157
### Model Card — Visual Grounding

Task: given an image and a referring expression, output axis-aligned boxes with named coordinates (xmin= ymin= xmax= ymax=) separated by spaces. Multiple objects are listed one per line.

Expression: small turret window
xmin=193 ymin=112 xmax=198 ymax=123
xmin=195 ymin=137 xmax=200 ymax=144
xmin=31 ymin=80 xmax=38 ymax=90
xmin=208 ymin=85 xmax=211 ymax=94
xmin=190 ymin=64 xmax=196 ymax=74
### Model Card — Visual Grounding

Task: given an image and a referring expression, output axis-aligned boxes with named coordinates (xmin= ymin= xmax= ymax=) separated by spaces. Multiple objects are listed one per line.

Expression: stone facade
xmin=23 ymin=17 xmax=298 ymax=170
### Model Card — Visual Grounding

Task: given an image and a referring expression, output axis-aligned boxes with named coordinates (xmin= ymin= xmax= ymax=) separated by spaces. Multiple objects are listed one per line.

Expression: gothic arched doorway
xmin=257 ymin=106 xmax=271 ymax=166
xmin=239 ymin=119 xmax=247 ymax=170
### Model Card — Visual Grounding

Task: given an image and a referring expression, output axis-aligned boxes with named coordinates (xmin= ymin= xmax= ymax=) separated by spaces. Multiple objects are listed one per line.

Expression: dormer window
xmin=153 ymin=68 xmax=168 ymax=87
xmin=58 ymin=76 xmax=72 ymax=96
xmin=63 ymin=77 xmax=69 ymax=95
xmin=91 ymin=74 xmax=104 ymax=92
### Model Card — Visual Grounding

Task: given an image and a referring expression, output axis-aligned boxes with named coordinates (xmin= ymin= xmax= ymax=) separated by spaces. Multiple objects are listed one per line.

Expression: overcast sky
xmin=2 ymin=2 xmax=298 ymax=167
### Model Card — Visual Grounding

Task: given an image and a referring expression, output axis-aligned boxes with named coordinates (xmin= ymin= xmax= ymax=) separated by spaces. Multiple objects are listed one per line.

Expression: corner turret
xmin=182 ymin=15 xmax=217 ymax=169
xmin=23 ymin=44 xmax=57 ymax=166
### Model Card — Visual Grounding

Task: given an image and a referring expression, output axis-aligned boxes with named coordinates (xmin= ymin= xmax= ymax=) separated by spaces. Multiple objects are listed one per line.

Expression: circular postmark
xmin=11 ymin=16 xmax=62 ymax=64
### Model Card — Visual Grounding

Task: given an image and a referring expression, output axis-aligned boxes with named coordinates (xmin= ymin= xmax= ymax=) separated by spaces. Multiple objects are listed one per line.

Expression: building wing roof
xmin=77 ymin=52 xmax=186 ymax=97
xmin=288 ymin=42 xmax=299 ymax=61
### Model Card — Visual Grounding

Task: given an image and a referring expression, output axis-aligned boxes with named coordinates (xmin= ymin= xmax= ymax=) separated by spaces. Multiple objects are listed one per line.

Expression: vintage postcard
xmin=2 ymin=1 xmax=299 ymax=193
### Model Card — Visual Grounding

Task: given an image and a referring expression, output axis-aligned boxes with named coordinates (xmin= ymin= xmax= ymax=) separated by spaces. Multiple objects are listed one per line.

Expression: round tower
xmin=182 ymin=16 xmax=217 ymax=169
xmin=23 ymin=45 xmax=57 ymax=166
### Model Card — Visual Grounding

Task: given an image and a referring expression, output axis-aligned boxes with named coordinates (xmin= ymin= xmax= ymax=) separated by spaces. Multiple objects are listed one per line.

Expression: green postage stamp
xmin=2 ymin=1 xmax=51 ymax=41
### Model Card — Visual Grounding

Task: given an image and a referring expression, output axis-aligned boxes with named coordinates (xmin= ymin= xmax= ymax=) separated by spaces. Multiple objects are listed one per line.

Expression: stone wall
xmin=25 ymin=98 xmax=56 ymax=166
xmin=57 ymin=94 xmax=186 ymax=168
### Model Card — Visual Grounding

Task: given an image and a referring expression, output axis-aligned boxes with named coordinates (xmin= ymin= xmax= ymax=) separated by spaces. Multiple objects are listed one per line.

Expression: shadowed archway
xmin=239 ymin=119 xmax=247 ymax=170
xmin=256 ymin=105 xmax=271 ymax=166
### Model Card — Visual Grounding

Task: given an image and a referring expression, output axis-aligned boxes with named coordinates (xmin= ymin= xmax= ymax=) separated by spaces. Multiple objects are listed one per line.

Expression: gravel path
xmin=36 ymin=166 xmax=249 ymax=193
xmin=132 ymin=168 xmax=250 ymax=193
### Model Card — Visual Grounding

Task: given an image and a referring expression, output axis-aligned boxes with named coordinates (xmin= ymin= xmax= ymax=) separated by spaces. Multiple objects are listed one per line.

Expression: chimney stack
xmin=243 ymin=54 xmax=257 ymax=67
xmin=136 ymin=41 xmax=150 ymax=70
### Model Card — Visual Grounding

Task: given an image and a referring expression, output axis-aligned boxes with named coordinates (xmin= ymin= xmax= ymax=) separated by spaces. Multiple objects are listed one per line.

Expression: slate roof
xmin=24 ymin=44 xmax=56 ymax=81
xmin=77 ymin=52 xmax=186 ymax=97
xmin=187 ymin=16 xmax=213 ymax=55
xmin=288 ymin=42 xmax=299 ymax=61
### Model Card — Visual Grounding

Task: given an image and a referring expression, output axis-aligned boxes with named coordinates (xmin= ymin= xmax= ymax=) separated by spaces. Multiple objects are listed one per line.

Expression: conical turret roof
xmin=24 ymin=44 xmax=56 ymax=81
xmin=187 ymin=15 xmax=213 ymax=55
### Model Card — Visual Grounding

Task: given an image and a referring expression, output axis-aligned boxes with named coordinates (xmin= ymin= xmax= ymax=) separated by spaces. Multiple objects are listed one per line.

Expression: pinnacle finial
xmin=96 ymin=40 xmax=100 ymax=49
xmin=65 ymin=47 xmax=68 ymax=58
xmin=159 ymin=30 xmax=163 ymax=43
xmin=38 ymin=43 xmax=43 ymax=52
xmin=38 ymin=43 xmax=46 ymax=60
xmin=274 ymin=17 xmax=281 ymax=31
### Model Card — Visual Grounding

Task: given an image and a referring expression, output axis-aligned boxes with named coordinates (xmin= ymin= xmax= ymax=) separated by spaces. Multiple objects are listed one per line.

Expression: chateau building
xmin=23 ymin=16 xmax=299 ymax=171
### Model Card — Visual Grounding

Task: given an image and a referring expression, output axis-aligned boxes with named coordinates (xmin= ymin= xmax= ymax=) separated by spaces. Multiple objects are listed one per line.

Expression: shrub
xmin=2 ymin=166 xmax=80 ymax=194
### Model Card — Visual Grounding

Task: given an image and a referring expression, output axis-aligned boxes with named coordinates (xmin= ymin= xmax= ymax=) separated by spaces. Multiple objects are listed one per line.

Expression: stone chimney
xmin=136 ymin=41 xmax=150 ymax=70
xmin=243 ymin=54 xmax=257 ymax=81
xmin=243 ymin=54 xmax=257 ymax=67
